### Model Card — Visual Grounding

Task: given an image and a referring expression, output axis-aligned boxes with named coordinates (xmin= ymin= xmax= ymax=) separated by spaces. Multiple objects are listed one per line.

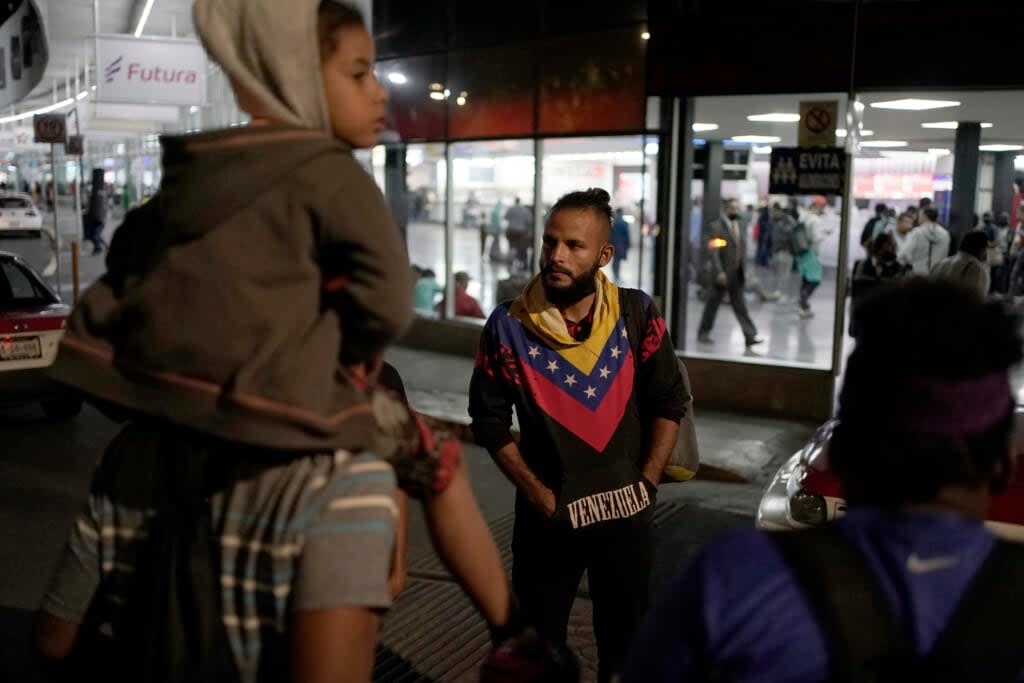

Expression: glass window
xmin=378 ymin=55 xmax=447 ymax=142
xmin=1 ymin=261 xmax=48 ymax=305
xmin=449 ymin=140 xmax=535 ymax=321
xmin=447 ymin=46 xmax=536 ymax=139
xmin=367 ymin=143 xmax=449 ymax=318
xmin=541 ymin=135 xmax=656 ymax=292
xmin=680 ymin=93 xmax=850 ymax=369
xmin=538 ymin=28 xmax=646 ymax=134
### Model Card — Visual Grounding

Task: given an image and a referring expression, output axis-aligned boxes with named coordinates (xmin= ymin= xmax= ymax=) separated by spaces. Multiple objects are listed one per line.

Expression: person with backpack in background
xmin=768 ymin=203 xmax=797 ymax=303
xmin=624 ymin=279 xmax=1024 ymax=682
xmin=793 ymin=199 xmax=830 ymax=319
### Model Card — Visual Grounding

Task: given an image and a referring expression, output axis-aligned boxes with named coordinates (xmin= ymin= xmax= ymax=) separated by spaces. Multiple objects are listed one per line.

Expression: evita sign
xmin=768 ymin=147 xmax=847 ymax=196
xmin=95 ymin=35 xmax=207 ymax=106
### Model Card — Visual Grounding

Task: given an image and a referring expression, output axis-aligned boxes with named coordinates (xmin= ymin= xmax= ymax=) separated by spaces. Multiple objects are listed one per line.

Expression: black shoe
xmin=746 ymin=337 xmax=764 ymax=347
xmin=697 ymin=333 xmax=714 ymax=344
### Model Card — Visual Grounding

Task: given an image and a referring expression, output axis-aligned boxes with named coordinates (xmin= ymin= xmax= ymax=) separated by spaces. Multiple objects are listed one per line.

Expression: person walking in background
xmin=769 ymin=203 xmax=796 ymax=303
xmin=892 ymin=211 xmax=915 ymax=252
xmin=487 ymin=198 xmax=505 ymax=261
xmin=899 ymin=207 xmax=950 ymax=275
xmin=505 ymin=197 xmax=533 ymax=272
xmin=931 ymin=230 xmax=990 ymax=298
xmin=696 ymin=198 xmax=763 ymax=347
xmin=794 ymin=199 xmax=831 ymax=319
xmin=610 ymin=207 xmax=631 ymax=283
xmin=755 ymin=202 xmax=773 ymax=267
xmin=414 ymin=267 xmax=445 ymax=315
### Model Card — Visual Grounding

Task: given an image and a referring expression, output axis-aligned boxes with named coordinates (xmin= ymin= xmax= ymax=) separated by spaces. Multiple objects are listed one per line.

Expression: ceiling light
xmin=0 ymin=91 xmax=89 ymax=125
xmin=869 ymin=98 xmax=961 ymax=111
xmin=879 ymin=151 xmax=937 ymax=159
xmin=853 ymin=101 xmax=865 ymax=112
xmin=979 ymin=144 xmax=1024 ymax=152
xmin=859 ymin=140 xmax=909 ymax=148
xmin=645 ymin=142 xmax=659 ymax=155
xmin=641 ymin=31 xmax=651 ymax=40
xmin=134 ymin=0 xmax=156 ymax=37
xmin=456 ymin=96 xmax=466 ymax=106
xmin=921 ymin=121 xmax=993 ymax=129
xmin=430 ymin=83 xmax=443 ymax=91
xmin=836 ymin=129 xmax=875 ymax=137
xmin=429 ymin=91 xmax=445 ymax=101
xmin=747 ymin=113 xmax=801 ymax=123
xmin=730 ymin=135 xmax=781 ymax=144
xmin=692 ymin=123 xmax=719 ymax=132
xmin=387 ymin=72 xmax=408 ymax=85
xmin=928 ymin=148 xmax=951 ymax=156
xmin=443 ymin=89 xmax=451 ymax=98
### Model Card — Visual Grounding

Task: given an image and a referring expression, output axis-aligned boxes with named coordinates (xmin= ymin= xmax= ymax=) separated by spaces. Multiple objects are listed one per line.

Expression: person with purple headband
xmin=623 ymin=279 xmax=1024 ymax=682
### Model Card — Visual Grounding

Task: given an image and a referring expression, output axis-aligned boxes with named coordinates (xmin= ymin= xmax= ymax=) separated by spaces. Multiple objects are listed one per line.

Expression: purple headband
xmin=889 ymin=372 xmax=1014 ymax=437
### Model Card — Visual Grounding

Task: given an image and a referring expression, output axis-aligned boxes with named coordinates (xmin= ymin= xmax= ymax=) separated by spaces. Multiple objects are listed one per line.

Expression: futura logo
xmin=105 ymin=56 xmax=123 ymax=83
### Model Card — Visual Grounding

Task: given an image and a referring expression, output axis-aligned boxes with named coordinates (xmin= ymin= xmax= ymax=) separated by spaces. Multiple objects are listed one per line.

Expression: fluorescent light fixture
xmin=879 ymin=151 xmax=937 ymax=159
xmin=752 ymin=146 xmax=773 ymax=154
xmin=429 ymin=91 xmax=445 ymax=101
xmin=645 ymin=142 xmax=659 ymax=155
xmin=0 ymin=90 xmax=90 ymax=125
xmin=692 ymin=123 xmax=719 ymax=132
xmin=921 ymin=121 xmax=992 ymax=129
xmin=979 ymin=144 xmax=1024 ymax=152
xmin=869 ymin=98 xmax=960 ymax=111
xmin=730 ymin=135 xmax=781 ymax=144
xmin=928 ymin=148 xmax=951 ymax=156
xmin=134 ymin=0 xmax=156 ymax=37
xmin=747 ymin=113 xmax=800 ymax=123
xmin=836 ymin=128 xmax=874 ymax=137
xmin=641 ymin=31 xmax=651 ymax=40
xmin=859 ymin=140 xmax=909 ymax=148
xmin=387 ymin=72 xmax=408 ymax=85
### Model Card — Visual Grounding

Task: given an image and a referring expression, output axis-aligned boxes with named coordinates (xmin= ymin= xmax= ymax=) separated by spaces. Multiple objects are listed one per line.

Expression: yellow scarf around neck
xmin=509 ymin=270 xmax=621 ymax=375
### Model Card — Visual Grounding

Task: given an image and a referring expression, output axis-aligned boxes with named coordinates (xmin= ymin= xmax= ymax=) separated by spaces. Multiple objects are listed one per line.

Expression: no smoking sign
xmin=798 ymin=100 xmax=838 ymax=147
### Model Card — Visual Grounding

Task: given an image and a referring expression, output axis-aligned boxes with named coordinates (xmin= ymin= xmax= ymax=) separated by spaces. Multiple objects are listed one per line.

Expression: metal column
xmin=950 ymin=122 xmax=982 ymax=244
xmin=992 ymin=151 xmax=1016 ymax=218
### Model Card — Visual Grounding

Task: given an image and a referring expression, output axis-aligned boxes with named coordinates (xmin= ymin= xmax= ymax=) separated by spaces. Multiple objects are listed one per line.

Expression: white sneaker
xmin=798 ymin=308 xmax=815 ymax=319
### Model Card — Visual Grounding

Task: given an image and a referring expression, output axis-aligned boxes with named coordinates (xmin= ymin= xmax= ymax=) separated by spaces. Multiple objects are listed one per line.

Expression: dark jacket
xmin=705 ymin=214 xmax=746 ymax=282
xmin=469 ymin=287 xmax=687 ymax=530
xmin=50 ymin=125 xmax=414 ymax=452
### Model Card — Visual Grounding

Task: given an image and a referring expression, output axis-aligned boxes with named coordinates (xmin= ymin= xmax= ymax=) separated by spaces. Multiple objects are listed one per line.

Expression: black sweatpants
xmin=511 ymin=499 xmax=653 ymax=683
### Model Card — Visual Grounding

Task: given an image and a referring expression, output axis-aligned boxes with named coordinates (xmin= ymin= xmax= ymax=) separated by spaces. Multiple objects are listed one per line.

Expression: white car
xmin=0 ymin=251 xmax=81 ymax=418
xmin=0 ymin=192 xmax=43 ymax=236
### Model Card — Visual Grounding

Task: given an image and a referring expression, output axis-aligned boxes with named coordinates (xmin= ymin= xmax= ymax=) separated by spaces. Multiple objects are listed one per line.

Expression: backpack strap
xmin=924 ymin=539 xmax=1024 ymax=682
xmin=769 ymin=527 xmax=916 ymax=683
xmin=618 ymin=287 xmax=646 ymax=367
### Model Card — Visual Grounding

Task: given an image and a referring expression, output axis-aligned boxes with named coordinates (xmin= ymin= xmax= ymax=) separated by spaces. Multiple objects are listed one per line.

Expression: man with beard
xmin=696 ymin=198 xmax=763 ymax=347
xmin=469 ymin=188 xmax=688 ymax=682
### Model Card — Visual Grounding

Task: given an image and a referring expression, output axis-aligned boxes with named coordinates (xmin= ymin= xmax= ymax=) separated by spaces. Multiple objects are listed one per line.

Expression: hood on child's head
xmin=193 ymin=0 xmax=332 ymax=134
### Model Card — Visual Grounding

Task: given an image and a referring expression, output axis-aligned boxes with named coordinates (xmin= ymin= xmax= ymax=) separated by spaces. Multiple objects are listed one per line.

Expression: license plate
xmin=0 ymin=336 xmax=41 ymax=360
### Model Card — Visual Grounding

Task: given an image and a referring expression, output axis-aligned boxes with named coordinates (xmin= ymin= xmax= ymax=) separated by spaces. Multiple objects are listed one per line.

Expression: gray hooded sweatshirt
xmin=50 ymin=0 xmax=413 ymax=452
